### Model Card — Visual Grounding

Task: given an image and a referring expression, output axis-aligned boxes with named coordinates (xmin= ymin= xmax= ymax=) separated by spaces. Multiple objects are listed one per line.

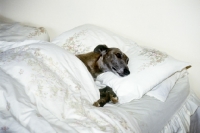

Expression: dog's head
xmin=94 ymin=45 xmax=130 ymax=77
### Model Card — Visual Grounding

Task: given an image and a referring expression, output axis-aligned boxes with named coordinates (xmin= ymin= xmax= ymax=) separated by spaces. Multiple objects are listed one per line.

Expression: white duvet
xmin=0 ymin=40 xmax=141 ymax=133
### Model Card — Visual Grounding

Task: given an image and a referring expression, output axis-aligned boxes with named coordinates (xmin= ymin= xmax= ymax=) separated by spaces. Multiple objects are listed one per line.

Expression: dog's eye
xmin=115 ymin=53 xmax=122 ymax=58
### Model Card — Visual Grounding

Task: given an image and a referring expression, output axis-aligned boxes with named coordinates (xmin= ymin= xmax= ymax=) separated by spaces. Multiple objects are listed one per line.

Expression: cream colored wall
xmin=0 ymin=0 xmax=200 ymax=98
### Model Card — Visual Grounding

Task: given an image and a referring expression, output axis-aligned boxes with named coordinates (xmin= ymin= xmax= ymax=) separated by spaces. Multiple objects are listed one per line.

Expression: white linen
xmin=115 ymin=75 xmax=200 ymax=133
xmin=0 ymin=90 xmax=7 ymax=111
xmin=52 ymin=24 xmax=190 ymax=103
xmin=0 ymin=40 xmax=141 ymax=133
xmin=190 ymin=107 xmax=200 ymax=132
xmin=51 ymin=24 xmax=136 ymax=54
xmin=146 ymin=69 xmax=187 ymax=102
xmin=161 ymin=93 xmax=200 ymax=133
xmin=0 ymin=22 xmax=50 ymax=42
xmin=0 ymin=110 xmax=30 ymax=133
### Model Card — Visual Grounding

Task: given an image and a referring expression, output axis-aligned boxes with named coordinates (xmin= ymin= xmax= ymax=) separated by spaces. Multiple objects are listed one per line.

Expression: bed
xmin=0 ymin=22 xmax=199 ymax=133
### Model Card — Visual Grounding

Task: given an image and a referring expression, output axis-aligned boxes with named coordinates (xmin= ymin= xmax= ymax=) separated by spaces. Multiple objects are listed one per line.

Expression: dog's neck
xmin=96 ymin=56 xmax=109 ymax=75
xmin=76 ymin=53 xmax=105 ymax=79
xmin=92 ymin=55 xmax=106 ymax=79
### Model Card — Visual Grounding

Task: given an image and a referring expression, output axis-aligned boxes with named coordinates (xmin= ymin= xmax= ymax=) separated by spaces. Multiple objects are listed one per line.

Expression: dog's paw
xmin=93 ymin=102 xmax=100 ymax=107
xmin=111 ymin=96 xmax=118 ymax=104
xmin=93 ymin=98 xmax=108 ymax=107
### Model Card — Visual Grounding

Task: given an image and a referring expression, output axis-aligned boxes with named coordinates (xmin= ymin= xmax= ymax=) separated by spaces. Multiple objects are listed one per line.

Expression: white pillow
xmin=145 ymin=69 xmax=188 ymax=102
xmin=0 ymin=22 xmax=50 ymax=42
xmin=52 ymin=24 xmax=136 ymax=54
xmin=96 ymin=47 xmax=190 ymax=103
xmin=52 ymin=24 xmax=190 ymax=103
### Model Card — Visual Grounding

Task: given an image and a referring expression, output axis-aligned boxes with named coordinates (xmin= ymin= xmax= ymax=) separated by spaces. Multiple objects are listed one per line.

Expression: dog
xmin=76 ymin=45 xmax=130 ymax=107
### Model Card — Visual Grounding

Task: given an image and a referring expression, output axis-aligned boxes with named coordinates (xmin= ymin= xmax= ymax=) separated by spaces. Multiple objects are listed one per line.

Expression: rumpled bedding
xmin=0 ymin=22 xmax=50 ymax=42
xmin=0 ymin=40 xmax=141 ymax=133
xmin=0 ymin=23 xmax=199 ymax=133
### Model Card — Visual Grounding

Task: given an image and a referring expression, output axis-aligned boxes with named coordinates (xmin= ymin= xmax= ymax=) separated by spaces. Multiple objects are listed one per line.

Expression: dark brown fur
xmin=76 ymin=52 xmax=102 ymax=78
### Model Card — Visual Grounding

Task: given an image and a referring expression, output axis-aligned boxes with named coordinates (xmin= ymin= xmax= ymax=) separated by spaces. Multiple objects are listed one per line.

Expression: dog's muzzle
xmin=124 ymin=68 xmax=130 ymax=76
xmin=117 ymin=68 xmax=130 ymax=77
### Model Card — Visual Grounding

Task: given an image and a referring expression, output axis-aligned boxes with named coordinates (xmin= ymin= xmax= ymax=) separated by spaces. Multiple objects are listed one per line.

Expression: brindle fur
xmin=76 ymin=45 xmax=130 ymax=107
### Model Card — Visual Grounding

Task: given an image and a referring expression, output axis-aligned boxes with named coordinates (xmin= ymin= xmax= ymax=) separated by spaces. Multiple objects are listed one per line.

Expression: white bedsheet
xmin=0 ymin=40 xmax=141 ymax=133
xmin=114 ymin=75 xmax=200 ymax=133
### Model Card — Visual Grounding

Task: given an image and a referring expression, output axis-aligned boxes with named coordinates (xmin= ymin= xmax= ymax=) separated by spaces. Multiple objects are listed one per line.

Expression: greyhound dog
xmin=76 ymin=45 xmax=130 ymax=107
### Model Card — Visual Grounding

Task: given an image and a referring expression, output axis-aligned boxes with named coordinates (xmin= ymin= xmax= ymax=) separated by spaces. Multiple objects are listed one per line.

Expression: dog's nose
xmin=124 ymin=68 xmax=130 ymax=75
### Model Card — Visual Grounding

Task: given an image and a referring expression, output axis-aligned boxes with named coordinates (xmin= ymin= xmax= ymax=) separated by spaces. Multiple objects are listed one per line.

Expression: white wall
xmin=1 ymin=0 xmax=200 ymax=98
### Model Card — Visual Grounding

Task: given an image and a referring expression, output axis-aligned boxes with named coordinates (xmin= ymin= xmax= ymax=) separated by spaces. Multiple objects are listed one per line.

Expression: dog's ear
xmin=94 ymin=45 xmax=108 ymax=55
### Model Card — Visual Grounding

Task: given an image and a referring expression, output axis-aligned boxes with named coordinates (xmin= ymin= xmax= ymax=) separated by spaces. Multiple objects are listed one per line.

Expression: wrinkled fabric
xmin=0 ymin=40 xmax=141 ymax=133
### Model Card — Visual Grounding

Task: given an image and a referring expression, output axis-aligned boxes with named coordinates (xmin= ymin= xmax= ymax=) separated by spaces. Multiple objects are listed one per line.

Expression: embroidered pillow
xmin=52 ymin=24 xmax=190 ymax=103
xmin=96 ymin=46 xmax=190 ymax=103
xmin=52 ymin=24 xmax=136 ymax=54
xmin=0 ymin=22 xmax=50 ymax=42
